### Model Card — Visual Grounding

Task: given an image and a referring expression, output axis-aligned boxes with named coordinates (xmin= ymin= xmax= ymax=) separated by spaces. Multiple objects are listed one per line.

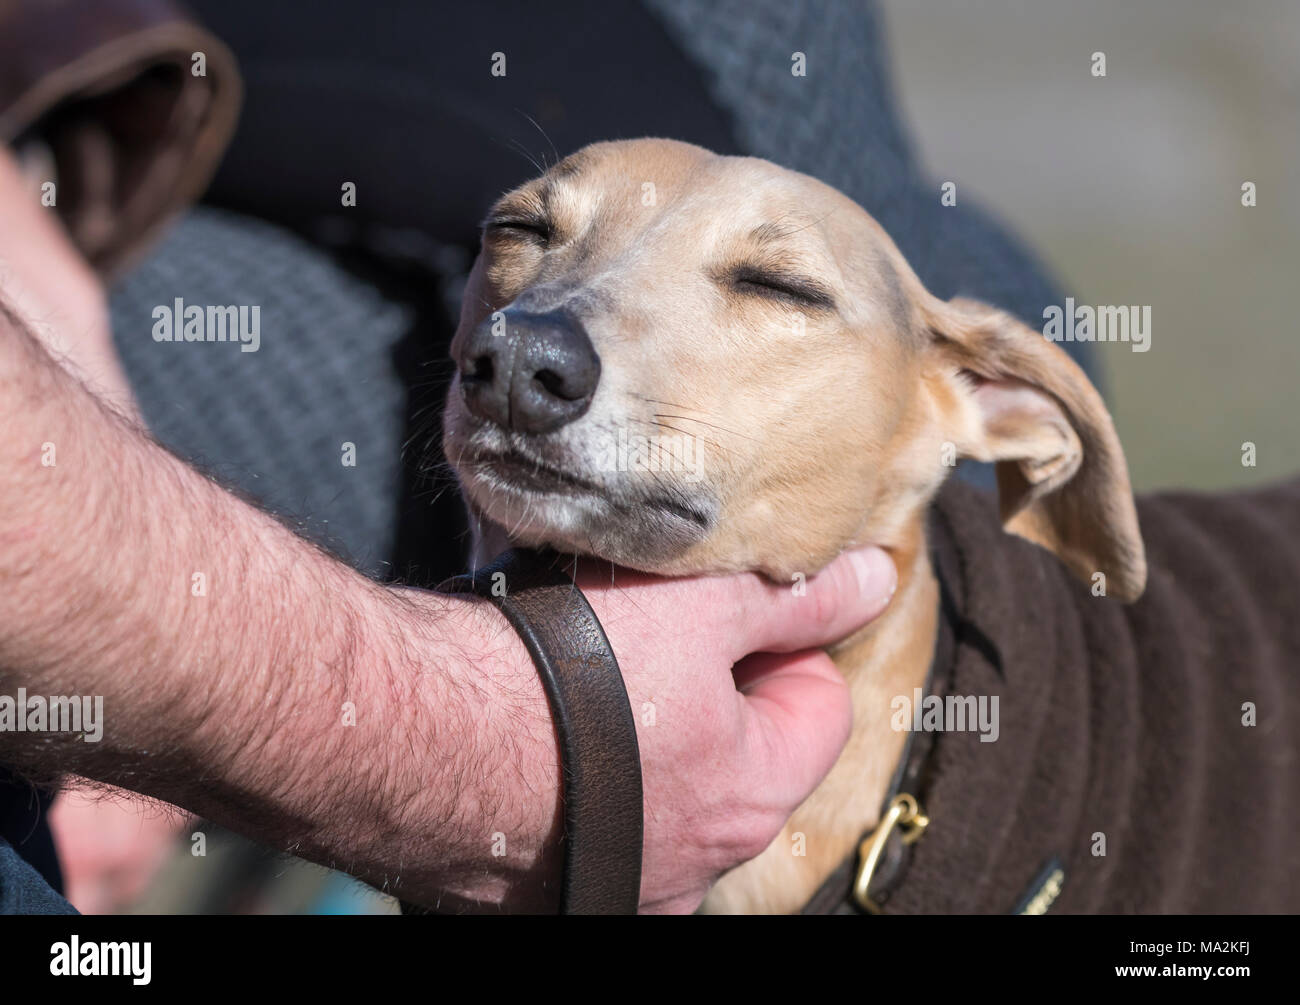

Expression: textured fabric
xmin=893 ymin=478 xmax=1300 ymax=913
xmin=108 ymin=208 xmax=411 ymax=575
xmin=187 ymin=0 xmax=742 ymax=252
xmin=0 ymin=768 xmax=62 ymax=897
xmin=646 ymin=0 xmax=918 ymax=208
xmin=0 ymin=838 xmax=76 ymax=915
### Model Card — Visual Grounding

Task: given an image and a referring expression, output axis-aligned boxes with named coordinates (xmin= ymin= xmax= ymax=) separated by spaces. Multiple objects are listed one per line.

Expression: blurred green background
xmin=881 ymin=0 xmax=1299 ymax=490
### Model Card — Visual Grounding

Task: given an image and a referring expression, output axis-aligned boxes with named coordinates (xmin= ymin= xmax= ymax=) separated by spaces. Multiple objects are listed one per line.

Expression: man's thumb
xmin=742 ymin=546 xmax=897 ymax=655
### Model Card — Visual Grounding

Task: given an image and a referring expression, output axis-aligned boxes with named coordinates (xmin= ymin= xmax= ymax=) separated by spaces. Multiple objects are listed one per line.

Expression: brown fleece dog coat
xmin=854 ymin=477 xmax=1300 ymax=914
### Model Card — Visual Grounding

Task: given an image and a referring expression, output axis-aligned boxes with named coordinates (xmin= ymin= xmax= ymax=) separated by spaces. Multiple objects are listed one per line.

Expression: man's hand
xmin=578 ymin=552 xmax=895 ymax=913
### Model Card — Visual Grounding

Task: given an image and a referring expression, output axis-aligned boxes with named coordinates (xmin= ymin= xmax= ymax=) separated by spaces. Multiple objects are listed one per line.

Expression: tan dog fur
xmin=442 ymin=139 xmax=1146 ymax=913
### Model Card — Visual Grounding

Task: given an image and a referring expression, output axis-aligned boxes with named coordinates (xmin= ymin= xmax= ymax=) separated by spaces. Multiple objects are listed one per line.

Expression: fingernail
xmin=847 ymin=547 xmax=898 ymax=611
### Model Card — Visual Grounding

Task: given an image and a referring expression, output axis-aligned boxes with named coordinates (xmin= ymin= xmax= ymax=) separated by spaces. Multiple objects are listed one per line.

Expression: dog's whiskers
xmin=623 ymin=416 xmax=727 ymax=462
xmin=516 ymin=108 xmax=560 ymax=171
xmin=651 ymin=413 xmax=757 ymax=443
xmin=626 ymin=394 xmax=760 ymax=444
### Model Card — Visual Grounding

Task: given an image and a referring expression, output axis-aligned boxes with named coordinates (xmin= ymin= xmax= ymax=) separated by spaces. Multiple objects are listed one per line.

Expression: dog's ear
xmin=924 ymin=296 xmax=1146 ymax=601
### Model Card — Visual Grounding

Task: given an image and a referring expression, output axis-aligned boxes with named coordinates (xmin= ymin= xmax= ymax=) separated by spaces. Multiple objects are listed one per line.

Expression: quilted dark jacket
xmin=890 ymin=478 xmax=1300 ymax=913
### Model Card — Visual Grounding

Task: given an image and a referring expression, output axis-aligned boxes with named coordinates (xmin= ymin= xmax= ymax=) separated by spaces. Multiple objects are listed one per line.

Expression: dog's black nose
xmin=456 ymin=308 xmax=601 ymax=434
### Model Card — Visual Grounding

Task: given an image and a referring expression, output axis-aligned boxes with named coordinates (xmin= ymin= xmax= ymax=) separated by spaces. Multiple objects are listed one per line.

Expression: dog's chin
xmin=455 ymin=447 xmax=715 ymax=570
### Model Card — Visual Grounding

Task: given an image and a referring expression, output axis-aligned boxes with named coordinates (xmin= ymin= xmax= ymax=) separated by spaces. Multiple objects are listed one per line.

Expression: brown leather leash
xmin=404 ymin=549 xmax=643 ymax=915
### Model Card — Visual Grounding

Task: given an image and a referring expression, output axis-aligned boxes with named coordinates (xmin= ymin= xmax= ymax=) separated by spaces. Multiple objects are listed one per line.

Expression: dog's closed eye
xmin=730 ymin=266 xmax=836 ymax=310
xmin=484 ymin=215 xmax=552 ymax=245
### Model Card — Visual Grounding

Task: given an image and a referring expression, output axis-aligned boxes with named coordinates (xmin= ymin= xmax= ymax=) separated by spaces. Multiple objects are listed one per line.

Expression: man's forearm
xmin=0 ymin=307 xmax=560 ymax=907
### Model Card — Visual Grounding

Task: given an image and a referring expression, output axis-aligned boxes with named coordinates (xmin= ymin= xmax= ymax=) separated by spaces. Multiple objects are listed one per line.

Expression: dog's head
xmin=443 ymin=139 xmax=1145 ymax=600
